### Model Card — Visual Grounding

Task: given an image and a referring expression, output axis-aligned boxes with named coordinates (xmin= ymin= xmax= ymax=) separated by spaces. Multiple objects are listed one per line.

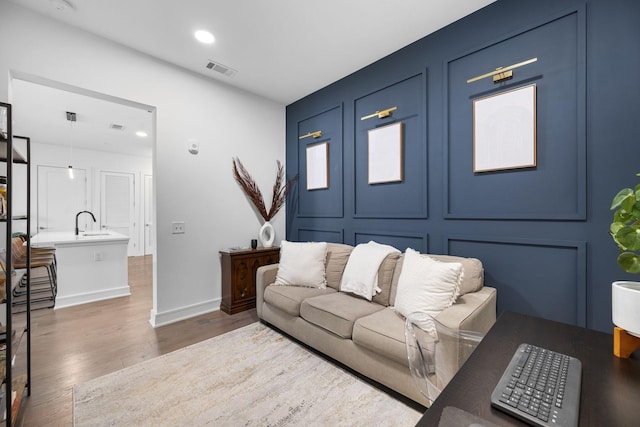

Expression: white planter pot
xmin=612 ymin=281 xmax=640 ymax=337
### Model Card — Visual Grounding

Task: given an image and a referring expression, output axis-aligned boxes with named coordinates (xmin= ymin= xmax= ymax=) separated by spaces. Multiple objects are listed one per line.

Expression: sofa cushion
xmin=275 ymin=241 xmax=327 ymax=288
xmin=263 ymin=285 xmax=336 ymax=316
xmin=389 ymin=253 xmax=484 ymax=304
xmin=325 ymin=243 xmax=353 ymax=290
xmin=394 ymin=248 xmax=463 ymax=322
xmin=429 ymin=254 xmax=484 ymax=295
xmin=371 ymin=252 xmax=401 ymax=306
xmin=300 ymin=293 xmax=385 ymax=339
xmin=352 ymin=308 xmax=408 ymax=367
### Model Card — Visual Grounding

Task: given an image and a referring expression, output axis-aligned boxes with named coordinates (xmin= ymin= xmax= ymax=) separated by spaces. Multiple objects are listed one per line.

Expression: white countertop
xmin=31 ymin=230 xmax=130 ymax=246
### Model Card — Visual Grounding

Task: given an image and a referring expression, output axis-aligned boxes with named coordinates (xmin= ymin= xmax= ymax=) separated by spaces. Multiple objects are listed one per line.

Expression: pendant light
xmin=66 ymin=111 xmax=76 ymax=179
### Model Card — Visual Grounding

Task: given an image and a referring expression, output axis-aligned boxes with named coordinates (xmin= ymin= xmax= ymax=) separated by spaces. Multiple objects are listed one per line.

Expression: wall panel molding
xmin=297 ymin=104 xmax=344 ymax=218
xmin=297 ymin=227 xmax=344 ymax=243
xmin=446 ymin=235 xmax=586 ymax=326
xmin=286 ymin=0 xmax=638 ymax=333
xmin=353 ymin=229 xmax=428 ymax=252
xmin=444 ymin=6 xmax=586 ymax=220
xmin=353 ymin=72 xmax=428 ymax=219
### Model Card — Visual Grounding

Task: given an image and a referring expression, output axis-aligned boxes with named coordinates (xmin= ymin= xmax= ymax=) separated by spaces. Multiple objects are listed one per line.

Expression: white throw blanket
xmin=339 ymin=241 xmax=400 ymax=300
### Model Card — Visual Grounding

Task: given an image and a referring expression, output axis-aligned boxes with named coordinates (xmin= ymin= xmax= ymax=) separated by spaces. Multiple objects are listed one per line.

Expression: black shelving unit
xmin=0 ymin=101 xmax=31 ymax=426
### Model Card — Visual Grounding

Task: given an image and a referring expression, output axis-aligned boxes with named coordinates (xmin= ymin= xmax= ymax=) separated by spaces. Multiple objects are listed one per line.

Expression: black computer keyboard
xmin=490 ymin=343 xmax=582 ymax=427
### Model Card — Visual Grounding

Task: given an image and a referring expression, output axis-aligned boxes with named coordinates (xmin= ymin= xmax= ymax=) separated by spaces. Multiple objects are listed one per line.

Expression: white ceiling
xmin=8 ymin=0 xmax=495 ymax=156
xmin=9 ymin=0 xmax=495 ymax=105
xmin=11 ymin=78 xmax=154 ymax=157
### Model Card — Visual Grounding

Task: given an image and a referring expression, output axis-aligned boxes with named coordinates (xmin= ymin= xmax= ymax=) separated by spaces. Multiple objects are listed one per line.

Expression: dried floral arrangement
xmin=232 ymin=157 xmax=297 ymax=221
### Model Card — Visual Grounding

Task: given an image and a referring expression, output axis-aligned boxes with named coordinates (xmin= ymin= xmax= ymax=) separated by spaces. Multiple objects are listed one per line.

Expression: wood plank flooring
xmin=19 ymin=255 xmax=258 ymax=426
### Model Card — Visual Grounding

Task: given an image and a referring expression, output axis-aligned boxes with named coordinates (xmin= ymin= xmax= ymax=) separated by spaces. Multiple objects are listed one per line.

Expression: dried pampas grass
xmin=232 ymin=157 xmax=297 ymax=221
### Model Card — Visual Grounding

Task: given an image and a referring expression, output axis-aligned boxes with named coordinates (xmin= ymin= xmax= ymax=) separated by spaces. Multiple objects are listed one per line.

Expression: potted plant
xmin=610 ymin=172 xmax=640 ymax=274
xmin=610 ymin=172 xmax=640 ymax=341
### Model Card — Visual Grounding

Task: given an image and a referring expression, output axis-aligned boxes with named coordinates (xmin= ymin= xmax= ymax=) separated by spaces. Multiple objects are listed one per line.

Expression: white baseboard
xmin=55 ymin=286 xmax=131 ymax=310
xmin=149 ymin=298 xmax=221 ymax=328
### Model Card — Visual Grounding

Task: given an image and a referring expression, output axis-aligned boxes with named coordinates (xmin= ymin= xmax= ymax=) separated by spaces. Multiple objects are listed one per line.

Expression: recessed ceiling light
xmin=194 ymin=30 xmax=215 ymax=44
xmin=136 ymin=131 xmax=148 ymax=138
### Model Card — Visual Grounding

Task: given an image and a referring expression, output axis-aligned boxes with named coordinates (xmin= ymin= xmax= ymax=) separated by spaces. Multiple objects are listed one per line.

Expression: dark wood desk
xmin=416 ymin=311 xmax=640 ymax=426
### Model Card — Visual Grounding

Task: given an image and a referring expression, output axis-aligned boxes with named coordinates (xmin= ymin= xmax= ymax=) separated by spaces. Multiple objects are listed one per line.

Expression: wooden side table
xmin=219 ymin=247 xmax=279 ymax=314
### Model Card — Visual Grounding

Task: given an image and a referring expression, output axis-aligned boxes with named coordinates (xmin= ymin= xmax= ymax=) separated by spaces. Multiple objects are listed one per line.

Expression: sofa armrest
xmin=436 ymin=286 xmax=497 ymax=334
xmin=256 ymin=263 xmax=279 ymax=318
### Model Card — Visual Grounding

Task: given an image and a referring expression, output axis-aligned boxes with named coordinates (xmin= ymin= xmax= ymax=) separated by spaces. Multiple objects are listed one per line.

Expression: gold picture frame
xmin=368 ymin=122 xmax=403 ymax=184
xmin=473 ymin=84 xmax=537 ymax=173
xmin=306 ymin=141 xmax=329 ymax=190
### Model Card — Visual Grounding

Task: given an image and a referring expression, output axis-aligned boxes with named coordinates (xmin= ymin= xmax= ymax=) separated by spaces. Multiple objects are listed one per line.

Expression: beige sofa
xmin=256 ymin=243 xmax=497 ymax=407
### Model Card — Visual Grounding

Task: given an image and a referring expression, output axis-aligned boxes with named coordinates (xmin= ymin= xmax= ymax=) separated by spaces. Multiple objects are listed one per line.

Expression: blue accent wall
xmin=285 ymin=0 xmax=640 ymax=333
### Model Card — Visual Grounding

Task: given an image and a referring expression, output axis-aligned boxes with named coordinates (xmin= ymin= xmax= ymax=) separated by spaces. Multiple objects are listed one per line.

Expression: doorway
xmin=11 ymin=73 xmax=157 ymax=314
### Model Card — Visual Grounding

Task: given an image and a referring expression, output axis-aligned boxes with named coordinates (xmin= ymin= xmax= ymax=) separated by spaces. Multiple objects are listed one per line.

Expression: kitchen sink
xmin=80 ymin=231 xmax=111 ymax=236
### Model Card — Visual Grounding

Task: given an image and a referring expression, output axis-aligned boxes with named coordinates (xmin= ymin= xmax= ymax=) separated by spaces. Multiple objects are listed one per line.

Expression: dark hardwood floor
xmin=20 ymin=255 xmax=258 ymax=426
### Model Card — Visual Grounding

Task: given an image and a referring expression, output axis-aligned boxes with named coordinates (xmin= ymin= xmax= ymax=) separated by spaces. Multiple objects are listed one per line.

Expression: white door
xmin=100 ymin=171 xmax=136 ymax=255
xmin=143 ymin=174 xmax=154 ymax=255
xmin=37 ymin=165 xmax=88 ymax=232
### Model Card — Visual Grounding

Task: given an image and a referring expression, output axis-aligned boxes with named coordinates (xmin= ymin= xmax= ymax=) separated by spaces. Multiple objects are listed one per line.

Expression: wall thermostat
xmin=188 ymin=140 xmax=199 ymax=155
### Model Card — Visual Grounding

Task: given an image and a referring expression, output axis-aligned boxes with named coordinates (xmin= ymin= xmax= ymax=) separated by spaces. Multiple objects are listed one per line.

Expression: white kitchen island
xmin=31 ymin=230 xmax=130 ymax=309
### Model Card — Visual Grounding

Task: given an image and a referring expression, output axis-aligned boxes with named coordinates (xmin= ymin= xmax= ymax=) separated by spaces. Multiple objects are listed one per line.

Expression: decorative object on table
xmin=472 ymin=84 xmax=537 ymax=173
xmin=251 ymin=239 xmax=257 ymax=250
xmin=609 ymin=171 xmax=640 ymax=357
xmin=232 ymin=157 xmax=297 ymax=248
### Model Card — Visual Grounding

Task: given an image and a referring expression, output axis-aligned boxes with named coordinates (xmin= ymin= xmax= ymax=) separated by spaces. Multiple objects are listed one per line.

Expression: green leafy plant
xmin=610 ymin=172 xmax=640 ymax=273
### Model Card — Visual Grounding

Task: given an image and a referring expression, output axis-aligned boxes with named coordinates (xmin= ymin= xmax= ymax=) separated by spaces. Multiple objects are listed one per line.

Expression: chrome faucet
xmin=75 ymin=210 xmax=97 ymax=235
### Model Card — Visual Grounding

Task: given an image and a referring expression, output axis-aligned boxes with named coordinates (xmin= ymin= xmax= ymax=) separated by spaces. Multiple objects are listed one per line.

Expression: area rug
xmin=73 ymin=322 xmax=422 ymax=426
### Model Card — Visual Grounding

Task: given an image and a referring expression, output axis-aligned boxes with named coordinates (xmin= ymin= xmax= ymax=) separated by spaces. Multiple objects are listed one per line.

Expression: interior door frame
xmin=12 ymin=72 xmax=159 ymax=326
xmin=143 ymin=174 xmax=154 ymax=255
xmin=100 ymin=170 xmax=137 ymax=255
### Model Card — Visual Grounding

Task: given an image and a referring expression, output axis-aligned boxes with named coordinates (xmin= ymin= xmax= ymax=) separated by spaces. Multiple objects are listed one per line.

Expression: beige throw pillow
xmin=274 ymin=241 xmax=327 ymax=288
xmin=394 ymin=248 xmax=463 ymax=319
xmin=324 ymin=243 xmax=354 ymax=290
xmin=371 ymin=252 xmax=401 ymax=306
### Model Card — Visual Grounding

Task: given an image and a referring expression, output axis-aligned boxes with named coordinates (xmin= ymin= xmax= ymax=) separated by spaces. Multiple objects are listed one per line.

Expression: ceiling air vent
xmin=110 ymin=123 xmax=124 ymax=131
xmin=205 ymin=60 xmax=237 ymax=77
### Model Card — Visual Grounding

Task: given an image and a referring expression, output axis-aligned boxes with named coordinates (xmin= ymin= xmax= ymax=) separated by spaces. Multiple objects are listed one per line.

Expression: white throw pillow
xmin=394 ymin=248 xmax=463 ymax=320
xmin=274 ymin=241 xmax=327 ymax=288
xmin=340 ymin=241 xmax=400 ymax=301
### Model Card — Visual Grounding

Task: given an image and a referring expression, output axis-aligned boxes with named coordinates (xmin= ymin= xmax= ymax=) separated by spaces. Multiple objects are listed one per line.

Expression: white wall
xmin=0 ymin=2 xmax=286 ymax=326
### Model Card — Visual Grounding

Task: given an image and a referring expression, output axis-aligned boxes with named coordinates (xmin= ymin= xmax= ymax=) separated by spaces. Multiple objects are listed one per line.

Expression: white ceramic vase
xmin=259 ymin=221 xmax=275 ymax=248
xmin=612 ymin=281 xmax=640 ymax=337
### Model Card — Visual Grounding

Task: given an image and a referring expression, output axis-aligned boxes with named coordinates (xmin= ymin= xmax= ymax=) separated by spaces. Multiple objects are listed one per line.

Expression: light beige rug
xmin=73 ymin=322 xmax=422 ymax=426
